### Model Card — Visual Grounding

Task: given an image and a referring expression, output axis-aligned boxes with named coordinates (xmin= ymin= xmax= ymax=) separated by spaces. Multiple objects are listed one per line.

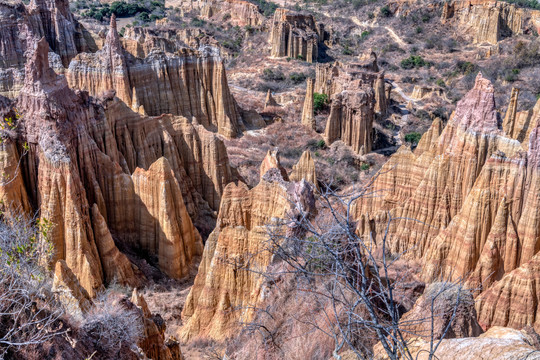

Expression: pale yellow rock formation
xmin=13 ymin=38 xmax=238 ymax=297
xmin=0 ymin=0 xmax=96 ymax=97
xmin=270 ymin=8 xmax=320 ymax=63
xmin=201 ymin=0 xmax=263 ymax=26
xmin=259 ymin=149 xmax=289 ymax=181
xmin=353 ymin=73 xmax=540 ymax=332
xmin=301 ymin=78 xmax=315 ymax=130
xmin=324 ymin=86 xmax=375 ymax=155
xmin=503 ymin=87 xmax=520 ymax=137
xmin=181 ymin=173 xmax=316 ymax=341
xmin=441 ymin=0 xmax=523 ymax=44
xmin=410 ymin=85 xmax=444 ymax=100
xmin=290 ymin=150 xmax=318 ymax=189
xmin=132 ymin=157 xmax=203 ymax=279
xmin=67 ymin=18 xmax=242 ymax=139
xmin=316 ymin=59 xmax=387 ymax=154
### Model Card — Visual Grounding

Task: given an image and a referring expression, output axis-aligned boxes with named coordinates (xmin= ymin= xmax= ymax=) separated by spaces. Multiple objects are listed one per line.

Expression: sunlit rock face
xmin=354 ymin=73 xmax=540 ymax=331
xmin=10 ymin=37 xmax=238 ymax=296
xmin=441 ymin=0 xmax=523 ymax=44
xmin=66 ymin=16 xmax=242 ymax=139
xmin=270 ymin=8 xmax=322 ymax=63
xmin=181 ymin=163 xmax=316 ymax=341
xmin=0 ymin=0 xmax=96 ymax=98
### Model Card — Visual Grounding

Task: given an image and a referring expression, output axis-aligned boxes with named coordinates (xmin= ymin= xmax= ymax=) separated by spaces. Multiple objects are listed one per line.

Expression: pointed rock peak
xmin=110 ymin=13 xmax=117 ymax=30
xmin=503 ymin=87 xmax=520 ymax=136
xmin=105 ymin=13 xmax=122 ymax=51
xmin=260 ymin=148 xmax=289 ymax=181
xmin=265 ymin=89 xmax=278 ymax=108
xmin=416 ymin=117 xmax=444 ymax=154
xmin=473 ymin=72 xmax=494 ymax=94
xmin=290 ymin=150 xmax=318 ymax=188
xmin=452 ymin=72 xmax=498 ymax=133
xmin=131 ymin=288 xmax=151 ymax=317
xmin=148 ymin=156 xmax=173 ymax=175
xmin=24 ymin=37 xmax=57 ymax=86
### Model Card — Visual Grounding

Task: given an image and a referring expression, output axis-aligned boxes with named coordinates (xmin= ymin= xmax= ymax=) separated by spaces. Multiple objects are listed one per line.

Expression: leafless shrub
xmin=0 ymin=212 xmax=65 ymax=358
xmin=80 ymin=292 xmax=142 ymax=357
xmin=242 ymin=179 xmax=468 ymax=360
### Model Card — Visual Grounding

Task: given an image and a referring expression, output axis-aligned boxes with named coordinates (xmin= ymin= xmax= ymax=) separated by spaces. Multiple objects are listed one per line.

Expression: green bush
xmin=360 ymin=163 xmax=370 ymax=171
xmin=262 ymin=68 xmax=285 ymax=81
xmin=400 ymin=55 xmax=428 ymax=69
xmin=289 ymin=72 xmax=307 ymax=84
xmin=248 ymin=0 xmax=279 ymax=16
xmin=342 ymin=45 xmax=353 ymax=55
xmin=404 ymin=132 xmax=422 ymax=145
xmin=456 ymin=61 xmax=476 ymax=75
xmin=380 ymin=6 xmax=392 ymax=17
xmin=191 ymin=17 xmax=206 ymax=27
xmin=501 ymin=0 xmax=540 ymax=10
xmin=313 ymin=93 xmax=329 ymax=112
xmin=436 ymin=78 xmax=446 ymax=87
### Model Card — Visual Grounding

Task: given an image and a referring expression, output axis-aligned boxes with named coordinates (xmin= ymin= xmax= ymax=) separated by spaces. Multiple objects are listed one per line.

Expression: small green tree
xmin=405 ymin=132 xmax=422 ymax=145
xmin=313 ymin=93 xmax=329 ymax=113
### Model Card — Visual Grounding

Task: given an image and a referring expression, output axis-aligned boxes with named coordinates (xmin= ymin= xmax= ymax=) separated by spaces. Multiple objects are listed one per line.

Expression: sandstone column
xmin=503 ymin=87 xmax=519 ymax=137
xmin=301 ymin=78 xmax=315 ymax=130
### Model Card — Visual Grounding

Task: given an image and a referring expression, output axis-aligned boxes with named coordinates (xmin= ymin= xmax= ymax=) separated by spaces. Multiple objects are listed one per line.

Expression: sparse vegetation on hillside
xmin=75 ymin=0 xmax=165 ymax=22
xmin=248 ymin=0 xmax=279 ymax=16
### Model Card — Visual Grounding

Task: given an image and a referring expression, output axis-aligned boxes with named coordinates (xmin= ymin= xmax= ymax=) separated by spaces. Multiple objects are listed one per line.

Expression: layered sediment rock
xmin=316 ymin=58 xmax=387 ymax=154
xmin=301 ymin=78 xmax=315 ymax=130
xmin=410 ymin=85 xmax=444 ymax=101
xmin=132 ymin=158 xmax=203 ymax=279
xmin=67 ymin=17 xmax=242 ymax=138
xmin=52 ymin=260 xmax=93 ymax=319
xmin=259 ymin=149 xmax=289 ymax=181
xmin=441 ymin=0 xmax=523 ymax=44
xmin=128 ymin=289 xmax=184 ymax=360
xmin=503 ymin=87 xmax=520 ymax=136
xmin=12 ymin=37 xmax=238 ymax=296
xmin=270 ymin=8 xmax=321 ymax=63
xmin=375 ymin=327 xmax=540 ymax=359
xmin=201 ymin=0 xmax=263 ymax=26
xmin=354 ymin=73 xmax=540 ymax=332
xmin=181 ymin=166 xmax=316 ymax=340
xmin=290 ymin=150 xmax=317 ymax=188
xmin=324 ymin=85 xmax=375 ymax=155
xmin=120 ymin=25 xmax=224 ymax=59
xmin=91 ymin=204 xmax=138 ymax=287
xmin=0 ymin=0 xmax=96 ymax=98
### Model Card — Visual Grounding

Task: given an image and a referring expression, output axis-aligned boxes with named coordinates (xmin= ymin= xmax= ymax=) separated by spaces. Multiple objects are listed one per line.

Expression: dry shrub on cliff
xmin=80 ymin=292 xmax=142 ymax=357
xmin=226 ymin=270 xmax=338 ymax=360
xmin=0 ymin=213 xmax=65 ymax=358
